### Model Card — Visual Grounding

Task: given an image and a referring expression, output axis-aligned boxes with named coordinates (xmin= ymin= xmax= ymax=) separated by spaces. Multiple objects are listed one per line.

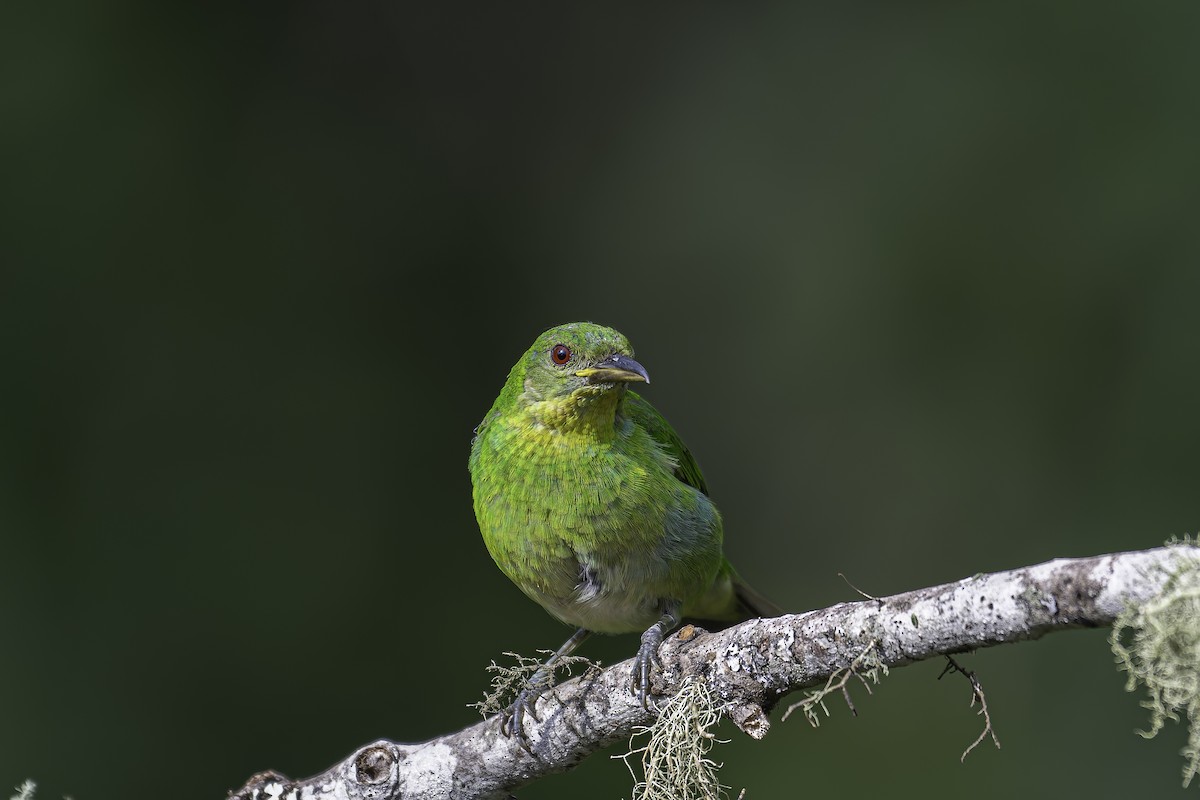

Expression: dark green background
xmin=3 ymin=3 xmax=1198 ymax=798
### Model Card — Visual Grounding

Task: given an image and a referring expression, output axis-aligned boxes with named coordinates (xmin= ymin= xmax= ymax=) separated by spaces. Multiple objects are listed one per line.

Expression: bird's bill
xmin=575 ymin=354 xmax=650 ymax=384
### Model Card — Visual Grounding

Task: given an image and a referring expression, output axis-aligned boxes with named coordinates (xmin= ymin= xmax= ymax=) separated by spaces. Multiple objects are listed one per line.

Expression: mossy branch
xmin=229 ymin=545 xmax=1199 ymax=800
xmin=616 ymin=676 xmax=728 ymax=800
xmin=1110 ymin=537 xmax=1200 ymax=786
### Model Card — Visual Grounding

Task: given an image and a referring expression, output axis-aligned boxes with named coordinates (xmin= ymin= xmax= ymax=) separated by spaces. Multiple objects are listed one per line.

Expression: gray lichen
xmin=1111 ymin=537 xmax=1200 ymax=787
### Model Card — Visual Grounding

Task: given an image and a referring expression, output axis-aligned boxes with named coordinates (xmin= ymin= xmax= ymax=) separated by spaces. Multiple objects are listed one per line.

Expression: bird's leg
xmin=632 ymin=601 xmax=681 ymax=708
xmin=501 ymin=627 xmax=592 ymax=741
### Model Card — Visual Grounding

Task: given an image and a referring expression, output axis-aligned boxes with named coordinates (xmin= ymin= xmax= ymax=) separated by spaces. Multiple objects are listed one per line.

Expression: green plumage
xmin=469 ymin=322 xmax=779 ymax=735
xmin=469 ymin=322 xmax=777 ymax=643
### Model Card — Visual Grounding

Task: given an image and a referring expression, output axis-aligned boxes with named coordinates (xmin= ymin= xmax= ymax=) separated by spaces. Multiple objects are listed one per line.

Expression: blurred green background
xmin=3 ymin=2 xmax=1199 ymax=798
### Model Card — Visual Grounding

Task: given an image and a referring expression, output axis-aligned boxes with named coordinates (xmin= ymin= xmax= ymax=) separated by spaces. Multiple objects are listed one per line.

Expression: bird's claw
xmin=500 ymin=690 xmax=536 ymax=743
xmin=499 ymin=680 xmax=548 ymax=747
xmin=631 ymin=629 xmax=665 ymax=708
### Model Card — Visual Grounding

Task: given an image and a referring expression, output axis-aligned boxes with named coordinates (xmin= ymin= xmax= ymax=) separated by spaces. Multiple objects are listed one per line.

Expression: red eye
xmin=550 ymin=344 xmax=572 ymax=365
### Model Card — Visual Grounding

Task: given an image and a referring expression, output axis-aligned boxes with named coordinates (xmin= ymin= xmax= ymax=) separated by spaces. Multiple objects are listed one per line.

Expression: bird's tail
xmin=685 ymin=559 xmax=785 ymax=625
xmin=732 ymin=569 xmax=786 ymax=620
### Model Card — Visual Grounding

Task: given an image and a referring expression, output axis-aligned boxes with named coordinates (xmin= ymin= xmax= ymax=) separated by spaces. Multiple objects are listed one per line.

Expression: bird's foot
xmin=498 ymin=681 xmax=545 ymax=746
xmin=496 ymin=628 xmax=593 ymax=746
xmin=631 ymin=625 xmax=665 ymax=708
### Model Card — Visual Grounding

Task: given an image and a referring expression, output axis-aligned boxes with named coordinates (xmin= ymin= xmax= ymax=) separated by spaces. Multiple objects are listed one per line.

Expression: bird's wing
xmin=624 ymin=390 xmax=710 ymax=496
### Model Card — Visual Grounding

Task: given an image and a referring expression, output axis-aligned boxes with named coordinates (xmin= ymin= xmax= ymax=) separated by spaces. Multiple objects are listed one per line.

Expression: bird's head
xmin=515 ymin=322 xmax=649 ymax=411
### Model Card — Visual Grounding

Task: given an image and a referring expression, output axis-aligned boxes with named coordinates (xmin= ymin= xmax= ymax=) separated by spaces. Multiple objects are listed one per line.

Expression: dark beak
xmin=575 ymin=353 xmax=650 ymax=384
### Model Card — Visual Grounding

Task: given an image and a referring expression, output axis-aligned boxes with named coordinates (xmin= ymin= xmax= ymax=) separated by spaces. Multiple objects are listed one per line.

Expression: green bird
xmin=469 ymin=322 xmax=781 ymax=736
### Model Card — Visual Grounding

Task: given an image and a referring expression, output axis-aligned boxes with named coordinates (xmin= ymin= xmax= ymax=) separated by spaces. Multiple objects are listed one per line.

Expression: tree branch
xmin=229 ymin=545 xmax=1195 ymax=800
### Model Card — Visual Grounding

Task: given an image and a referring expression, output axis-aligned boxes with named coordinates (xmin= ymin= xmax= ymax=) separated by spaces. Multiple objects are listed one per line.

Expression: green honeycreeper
xmin=469 ymin=322 xmax=781 ymax=737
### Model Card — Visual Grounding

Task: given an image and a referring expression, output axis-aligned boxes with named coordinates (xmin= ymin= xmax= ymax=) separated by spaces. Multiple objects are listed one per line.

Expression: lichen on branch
xmin=1111 ymin=537 xmax=1200 ymax=787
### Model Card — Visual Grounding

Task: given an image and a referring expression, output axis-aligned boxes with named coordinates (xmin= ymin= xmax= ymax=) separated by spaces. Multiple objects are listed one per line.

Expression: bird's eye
xmin=550 ymin=344 xmax=572 ymax=365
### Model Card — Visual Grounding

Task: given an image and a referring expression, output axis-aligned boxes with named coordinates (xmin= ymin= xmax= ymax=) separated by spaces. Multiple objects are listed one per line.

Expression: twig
xmin=838 ymin=572 xmax=880 ymax=602
xmin=939 ymin=655 xmax=1002 ymax=761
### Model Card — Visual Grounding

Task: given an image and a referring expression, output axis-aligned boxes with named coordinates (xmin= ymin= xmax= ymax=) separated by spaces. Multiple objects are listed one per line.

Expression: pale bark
xmin=229 ymin=545 xmax=1193 ymax=800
